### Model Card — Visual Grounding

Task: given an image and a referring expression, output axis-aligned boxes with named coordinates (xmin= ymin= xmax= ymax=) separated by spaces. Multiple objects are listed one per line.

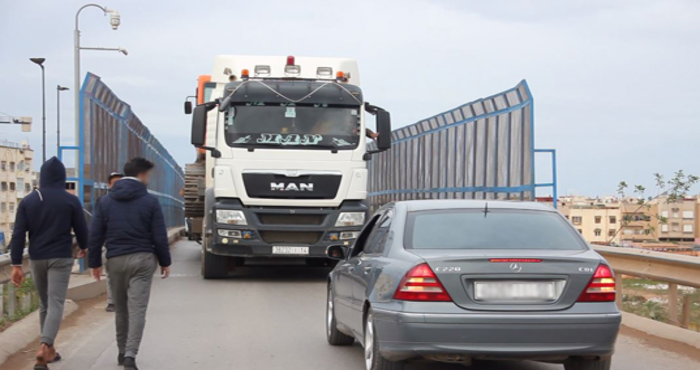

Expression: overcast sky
xmin=1 ymin=0 xmax=698 ymax=196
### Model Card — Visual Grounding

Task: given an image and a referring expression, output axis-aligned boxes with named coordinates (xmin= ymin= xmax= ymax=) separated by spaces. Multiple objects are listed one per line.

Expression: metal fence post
xmin=681 ymin=295 xmax=692 ymax=329
xmin=7 ymin=283 xmax=16 ymax=317
xmin=0 ymin=283 xmax=4 ymax=317
xmin=615 ymin=278 xmax=623 ymax=309
xmin=667 ymin=283 xmax=679 ymax=326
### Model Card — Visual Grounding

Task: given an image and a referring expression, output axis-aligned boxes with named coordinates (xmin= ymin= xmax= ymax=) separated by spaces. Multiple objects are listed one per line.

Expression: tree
xmin=609 ymin=171 xmax=699 ymax=244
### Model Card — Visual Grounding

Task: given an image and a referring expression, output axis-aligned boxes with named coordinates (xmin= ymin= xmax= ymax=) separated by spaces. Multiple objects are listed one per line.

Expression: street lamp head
xmin=107 ymin=9 xmax=121 ymax=30
xmin=118 ymin=48 xmax=129 ymax=56
xmin=29 ymin=58 xmax=46 ymax=66
xmin=57 ymin=85 xmax=69 ymax=91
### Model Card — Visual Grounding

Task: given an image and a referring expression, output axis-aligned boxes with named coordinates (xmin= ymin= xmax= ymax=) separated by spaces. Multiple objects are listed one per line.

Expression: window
xmin=672 ymin=208 xmax=680 ymax=218
xmin=609 ymin=216 xmax=617 ymax=224
xmin=608 ymin=229 xmax=616 ymax=237
xmin=0 ymin=161 xmax=5 ymax=171
xmin=1 ymin=182 xmax=7 ymax=191
xmin=683 ymin=224 xmax=693 ymax=233
xmin=9 ymin=162 xmax=15 ymax=171
xmin=407 ymin=210 xmax=586 ymax=250
xmin=24 ymin=183 xmax=31 ymax=192
xmin=595 ymin=216 xmax=602 ymax=224
xmin=594 ymin=229 xmax=602 ymax=237
xmin=661 ymin=211 xmax=669 ymax=218
xmin=661 ymin=224 xmax=669 ymax=232
xmin=0 ymin=202 xmax=5 ymax=212
xmin=9 ymin=182 xmax=15 ymax=191
xmin=572 ymin=216 xmax=582 ymax=225
xmin=9 ymin=203 xmax=15 ymax=212
xmin=672 ymin=223 xmax=680 ymax=232
xmin=683 ymin=211 xmax=694 ymax=219
xmin=17 ymin=161 xmax=23 ymax=171
xmin=364 ymin=210 xmax=393 ymax=255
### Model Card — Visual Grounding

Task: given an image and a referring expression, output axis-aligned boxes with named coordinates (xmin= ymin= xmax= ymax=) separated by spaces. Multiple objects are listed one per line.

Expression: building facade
xmin=0 ymin=141 xmax=35 ymax=251
xmin=653 ymin=197 xmax=696 ymax=242
xmin=559 ymin=197 xmax=622 ymax=245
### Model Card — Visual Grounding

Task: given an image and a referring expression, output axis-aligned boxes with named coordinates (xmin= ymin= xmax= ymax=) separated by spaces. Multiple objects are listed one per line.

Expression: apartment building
xmin=559 ymin=198 xmax=622 ymax=244
xmin=619 ymin=200 xmax=659 ymax=244
xmin=0 ymin=141 xmax=35 ymax=251
xmin=651 ymin=197 xmax=696 ymax=242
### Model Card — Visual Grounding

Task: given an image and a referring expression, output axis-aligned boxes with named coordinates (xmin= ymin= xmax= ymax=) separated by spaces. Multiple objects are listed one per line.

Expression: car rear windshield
xmin=407 ymin=209 xmax=586 ymax=250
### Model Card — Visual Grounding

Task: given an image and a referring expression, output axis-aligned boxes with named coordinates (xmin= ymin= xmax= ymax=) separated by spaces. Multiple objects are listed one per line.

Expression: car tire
xmin=364 ymin=309 xmax=404 ymax=370
xmin=201 ymin=241 xmax=228 ymax=279
xmin=564 ymin=357 xmax=612 ymax=370
xmin=326 ymin=285 xmax=354 ymax=346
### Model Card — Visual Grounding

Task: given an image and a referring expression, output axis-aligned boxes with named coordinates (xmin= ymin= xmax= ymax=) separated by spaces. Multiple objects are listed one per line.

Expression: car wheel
xmin=364 ymin=309 xmax=404 ymax=370
xmin=564 ymin=357 xmax=612 ymax=370
xmin=326 ymin=285 xmax=354 ymax=345
xmin=201 ymin=240 xmax=228 ymax=279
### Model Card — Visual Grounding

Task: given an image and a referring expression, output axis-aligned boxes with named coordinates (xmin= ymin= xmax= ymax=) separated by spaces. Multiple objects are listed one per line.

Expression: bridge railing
xmin=0 ymin=252 xmax=36 ymax=323
xmin=594 ymin=245 xmax=699 ymax=329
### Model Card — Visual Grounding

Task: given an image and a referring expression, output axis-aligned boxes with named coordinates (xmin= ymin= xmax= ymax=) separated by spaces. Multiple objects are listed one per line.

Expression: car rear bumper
xmin=372 ymin=308 xmax=621 ymax=362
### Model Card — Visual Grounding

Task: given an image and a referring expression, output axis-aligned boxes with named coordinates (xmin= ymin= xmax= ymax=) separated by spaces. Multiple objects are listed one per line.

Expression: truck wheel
xmin=201 ymin=242 xmax=228 ymax=279
xmin=326 ymin=285 xmax=354 ymax=346
xmin=364 ymin=309 xmax=404 ymax=370
xmin=564 ymin=358 xmax=612 ymax=370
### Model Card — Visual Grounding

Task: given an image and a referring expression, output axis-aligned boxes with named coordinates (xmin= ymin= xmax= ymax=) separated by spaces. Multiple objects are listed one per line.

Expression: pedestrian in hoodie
xmin=88 ymin=157 xmax=171 ymax=370
xmin=9 ymin=157 xmax=89 ymax=370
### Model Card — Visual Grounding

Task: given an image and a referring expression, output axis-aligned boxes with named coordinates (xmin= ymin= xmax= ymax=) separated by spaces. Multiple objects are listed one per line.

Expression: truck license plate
xmin=272 ymin=246 xmax=309 ymax=255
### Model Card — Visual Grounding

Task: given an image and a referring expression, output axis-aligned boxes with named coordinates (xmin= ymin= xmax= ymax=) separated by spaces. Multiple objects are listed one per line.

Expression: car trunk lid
xmin=407 ymin=248 xmax=602 ymax=311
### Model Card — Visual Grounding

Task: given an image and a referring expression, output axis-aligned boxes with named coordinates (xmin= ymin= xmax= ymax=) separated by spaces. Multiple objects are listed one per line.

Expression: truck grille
xmin=257 ymin=214 xmax=325 ymax=226
xmin=260 ymin=231 xmax=323 ymax=245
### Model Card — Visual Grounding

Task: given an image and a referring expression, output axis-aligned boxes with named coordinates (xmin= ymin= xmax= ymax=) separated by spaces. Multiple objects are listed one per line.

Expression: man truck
xmin=185 ymin=55 xmax=391 ymax=278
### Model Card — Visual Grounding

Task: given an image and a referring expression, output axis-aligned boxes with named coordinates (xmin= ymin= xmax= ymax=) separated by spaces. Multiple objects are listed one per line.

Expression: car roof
xmin=397 ymin=199 xmax=556 ymax=213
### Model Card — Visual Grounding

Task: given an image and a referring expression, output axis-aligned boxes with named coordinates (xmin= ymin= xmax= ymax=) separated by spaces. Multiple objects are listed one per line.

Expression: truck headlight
xmin=216 ymin=210 xmax=247 ymax=225
xmin=335 ymin=212 xmax=365 ymax=227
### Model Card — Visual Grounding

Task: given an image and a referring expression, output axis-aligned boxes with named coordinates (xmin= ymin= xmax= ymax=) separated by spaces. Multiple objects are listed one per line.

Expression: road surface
xmin=3 ymin=240 xmax=699 ymax=370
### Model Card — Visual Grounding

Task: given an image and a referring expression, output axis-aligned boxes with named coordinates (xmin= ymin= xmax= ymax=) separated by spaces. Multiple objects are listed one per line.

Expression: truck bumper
xmin=207 ymin=198 xmax=367 ymax=258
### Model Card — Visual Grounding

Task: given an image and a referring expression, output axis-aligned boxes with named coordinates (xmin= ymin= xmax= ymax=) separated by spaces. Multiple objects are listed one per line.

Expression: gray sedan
xmin=325 ymin=200 xmax=621 ymax=370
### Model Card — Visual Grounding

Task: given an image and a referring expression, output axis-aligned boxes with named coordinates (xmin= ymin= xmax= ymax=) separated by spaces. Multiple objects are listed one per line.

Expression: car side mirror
xmin=326 ymin=245 xmax=350 ymax=260
xmin=375 ymin=111 xmax=391 ymax=151
xmin=191 ymin=104 xmax=208 ymax=146
xmin=184 ymin=101 xmax=193 ymax=115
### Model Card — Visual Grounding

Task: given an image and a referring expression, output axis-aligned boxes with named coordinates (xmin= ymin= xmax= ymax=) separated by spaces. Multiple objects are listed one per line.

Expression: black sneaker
xmin=118 ymin=353 xmax=125 ymax=365
xmin=106 ymin=304 xmax=116 ymax=312
xmin=123 ymin=356 xmax=138 ymax=370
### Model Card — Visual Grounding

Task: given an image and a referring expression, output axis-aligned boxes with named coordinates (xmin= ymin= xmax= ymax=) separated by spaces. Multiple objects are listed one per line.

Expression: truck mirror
xmin=326 ymin=245 xmax=349 ymax=260
xmin=375 ymin=111 xmax=391 ymax=151
xmin=184 ymin=101 xmax=193 ymax=115
xmin=191 ymin=105 xmax=208 ymax=146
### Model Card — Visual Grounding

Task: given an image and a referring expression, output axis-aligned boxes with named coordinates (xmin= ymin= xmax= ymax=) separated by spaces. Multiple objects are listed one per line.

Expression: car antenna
xmin=483 ymin=202 xmax=489 ymax=217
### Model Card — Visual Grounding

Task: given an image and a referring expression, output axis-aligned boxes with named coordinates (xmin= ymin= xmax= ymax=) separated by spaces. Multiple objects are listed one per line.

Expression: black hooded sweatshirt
xmin=10 ymin=157 xmax=88 ymax=265
xmin=87 ymin=177 xmax=171 ymax=268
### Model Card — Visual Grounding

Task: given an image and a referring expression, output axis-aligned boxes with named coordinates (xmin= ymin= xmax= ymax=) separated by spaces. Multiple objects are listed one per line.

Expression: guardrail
xmin=594 ymin=245 xmax=700 ymax=329
xmin=0 ymin=252 xmax=35 ymax=320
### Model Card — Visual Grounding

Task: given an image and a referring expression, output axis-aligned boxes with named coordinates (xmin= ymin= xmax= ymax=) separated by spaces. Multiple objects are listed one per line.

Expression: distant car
xmin=325 ymin=200 xmax=621 ymax=370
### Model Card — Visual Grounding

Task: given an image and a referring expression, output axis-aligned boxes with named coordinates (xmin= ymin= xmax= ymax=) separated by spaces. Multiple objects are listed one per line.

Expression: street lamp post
xmin=57 ymin=86 xmax=69 ymax=156
xmin=29 ymin=58 xmax=46 ymax=163
xmin=73 ymin=4 xmax=124 ymax=161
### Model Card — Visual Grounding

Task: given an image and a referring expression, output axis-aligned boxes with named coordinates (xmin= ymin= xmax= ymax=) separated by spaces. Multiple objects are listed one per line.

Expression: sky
xmin=1 ymin=0 xmax=699 ymax=197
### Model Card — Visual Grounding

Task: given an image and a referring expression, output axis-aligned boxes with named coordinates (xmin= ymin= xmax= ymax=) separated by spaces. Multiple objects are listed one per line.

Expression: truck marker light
xmin=329 ymin=233 xmax=340 ymax=241
xmin=287 ymin=55 xmax=295 ymax=66
xmin=336 ymin=71 xmax=346 ymax=82
xmin=284 ymin=65 xmax=301 ymax=76
xmin=317 ymin=67 xmax=333 ymax=77
xmin=254 ymin=65 xmax=271 ymax=76
xmin=241 ymin=69 xmax=250 ymax=80
xmin=242 ymin=231 xmax=253 ymax=239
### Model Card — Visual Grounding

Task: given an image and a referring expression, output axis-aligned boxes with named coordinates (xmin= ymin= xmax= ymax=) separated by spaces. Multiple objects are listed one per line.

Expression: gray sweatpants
xmin=106 ymin=252 xmax=157 ymax=358
xmin=29 ymin=258 xmax=73 ymax=346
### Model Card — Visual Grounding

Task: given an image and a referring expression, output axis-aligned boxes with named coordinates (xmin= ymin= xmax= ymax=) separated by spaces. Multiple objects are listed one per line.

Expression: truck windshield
xmin=224 ymin=104 xmax=361 ymax=150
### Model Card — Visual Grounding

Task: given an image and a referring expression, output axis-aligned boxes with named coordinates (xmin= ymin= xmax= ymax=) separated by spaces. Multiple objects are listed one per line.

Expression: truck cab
xmin=189 ymin=55 xmax=391 ymax=278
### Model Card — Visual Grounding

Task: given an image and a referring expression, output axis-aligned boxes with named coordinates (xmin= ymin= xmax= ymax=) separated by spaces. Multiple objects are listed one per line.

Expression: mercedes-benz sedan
xmin=325 ymin=200 xmax=620 ymax=370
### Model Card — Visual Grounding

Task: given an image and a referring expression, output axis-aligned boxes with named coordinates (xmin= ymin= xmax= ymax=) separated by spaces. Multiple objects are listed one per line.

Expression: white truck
xmin=187 ymin=55 xmax=391 ymax=278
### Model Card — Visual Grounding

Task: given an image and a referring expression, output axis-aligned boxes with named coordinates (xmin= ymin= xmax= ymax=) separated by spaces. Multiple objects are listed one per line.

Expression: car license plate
xmin=272 ymin=246 xmax=309 ymax=255
xmin=474 ymin=281 xmax=557 ymax=302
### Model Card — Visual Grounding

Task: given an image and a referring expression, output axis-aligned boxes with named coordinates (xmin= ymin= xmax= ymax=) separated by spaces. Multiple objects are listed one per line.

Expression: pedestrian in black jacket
xmin=9 ymin=157 xmax=88 ymax=369
xmin=88 ymin=157 xmax=171 ymax=370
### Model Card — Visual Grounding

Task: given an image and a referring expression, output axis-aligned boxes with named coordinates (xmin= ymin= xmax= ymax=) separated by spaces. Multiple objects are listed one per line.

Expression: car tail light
xmin=578 ymin=264 xmax=616 ymax=302
xmin=393 ymin=264 xmax=452 ymax=302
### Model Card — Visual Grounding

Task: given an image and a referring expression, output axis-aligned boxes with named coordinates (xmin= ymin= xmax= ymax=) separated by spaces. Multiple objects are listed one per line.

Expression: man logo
xmin=270 ymin=182 xmax=314 ymax=191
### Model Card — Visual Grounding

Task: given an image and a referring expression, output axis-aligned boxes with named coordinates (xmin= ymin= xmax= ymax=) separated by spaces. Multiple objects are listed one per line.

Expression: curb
xmin=622 ymin=312 xmax=700 ymax=350
xmin=0 ymin=300 xmax=78 ymax=365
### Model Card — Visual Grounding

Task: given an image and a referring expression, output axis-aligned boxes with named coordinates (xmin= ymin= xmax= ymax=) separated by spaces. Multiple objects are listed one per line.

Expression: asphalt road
xmin=6 ymin=240 xmax=699 ymax=370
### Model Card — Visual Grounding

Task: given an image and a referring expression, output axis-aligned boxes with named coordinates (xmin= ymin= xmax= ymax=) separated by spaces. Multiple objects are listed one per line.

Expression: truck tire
xmin=564 ymin=358 xmax=612 ymax=370
xmin=364 ymin=309 xmax=404 ymax=370
xmin=326 ymin=285 xmax=354 ymax=346
xmin=201 ymin=241 xmax=228 ymax=279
